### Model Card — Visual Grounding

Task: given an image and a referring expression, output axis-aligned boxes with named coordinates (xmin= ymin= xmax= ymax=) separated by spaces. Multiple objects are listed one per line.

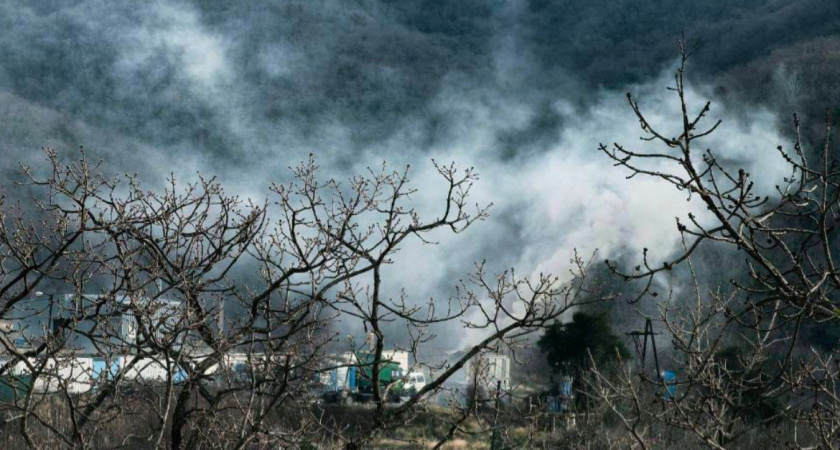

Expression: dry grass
xmin=0 ymin=392 xmax=823 ymax=449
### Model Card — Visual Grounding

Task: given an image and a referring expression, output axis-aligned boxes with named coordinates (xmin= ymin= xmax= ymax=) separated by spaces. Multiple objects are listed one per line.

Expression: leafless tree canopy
xmin=585 ymin=38 xmax=840 ymax=449
xmin=0 ymin=146 xmax=611 ymax=449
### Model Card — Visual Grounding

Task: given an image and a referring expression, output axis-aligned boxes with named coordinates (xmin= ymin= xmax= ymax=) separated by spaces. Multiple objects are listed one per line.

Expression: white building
xmin=460 ymin=352 xmax=512 ymax=391
xmin=0 ymin=293 xmax=186 ymax=395
xmin=2 ymin=293 xmax=183 ymax=353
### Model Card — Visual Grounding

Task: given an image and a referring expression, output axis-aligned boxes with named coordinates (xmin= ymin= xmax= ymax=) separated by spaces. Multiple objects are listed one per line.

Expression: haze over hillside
xmin=1 ymin=0 xmax=838 ymax=344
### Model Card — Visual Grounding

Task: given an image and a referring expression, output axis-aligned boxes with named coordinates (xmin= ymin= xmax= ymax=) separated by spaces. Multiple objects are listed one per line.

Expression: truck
xmin=320 ymin=351 xmax=426 ymax=404
xmin=354 ymin=352 xmax=405 ymax=402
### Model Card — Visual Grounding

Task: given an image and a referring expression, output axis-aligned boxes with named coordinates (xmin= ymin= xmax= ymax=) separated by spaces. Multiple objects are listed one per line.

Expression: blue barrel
xmin=662 ymin=370 xmax=677 ymax=399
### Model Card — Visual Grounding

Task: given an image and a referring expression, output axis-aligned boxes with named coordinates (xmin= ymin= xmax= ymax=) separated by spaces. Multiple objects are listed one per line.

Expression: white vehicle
xmin=404 ymin=371 xmax=427 ymax=396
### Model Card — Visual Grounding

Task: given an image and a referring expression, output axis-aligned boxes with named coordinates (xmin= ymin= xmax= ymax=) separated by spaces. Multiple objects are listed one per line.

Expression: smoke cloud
xmin=0 ymin=0 xmax=815 ymax=349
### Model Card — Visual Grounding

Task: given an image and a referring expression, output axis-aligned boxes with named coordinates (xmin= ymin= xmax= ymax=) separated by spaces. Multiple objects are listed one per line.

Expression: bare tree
xmin=0 ymin=148 xmax=611 ymax=449
xmin=587 ymin=37 xmax=840 ymax=449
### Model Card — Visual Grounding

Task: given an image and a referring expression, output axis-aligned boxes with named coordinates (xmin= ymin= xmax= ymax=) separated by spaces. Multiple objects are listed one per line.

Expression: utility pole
xmin=626 ymin=318 xmax=661 ymax=381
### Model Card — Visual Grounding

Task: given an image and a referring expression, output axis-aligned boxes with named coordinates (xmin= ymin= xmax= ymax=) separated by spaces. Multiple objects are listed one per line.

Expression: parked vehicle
xmin=321 ymin=351 xmax=417 ymax=404
xmin=403 ymin=371 xmax=427 ymax=396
